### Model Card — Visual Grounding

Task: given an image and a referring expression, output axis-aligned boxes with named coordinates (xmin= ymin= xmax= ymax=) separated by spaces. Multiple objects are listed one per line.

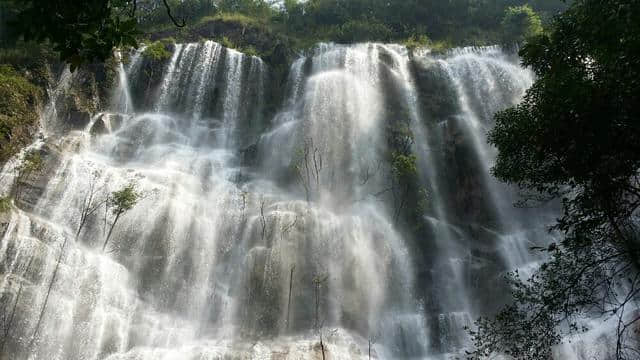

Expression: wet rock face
xmin=149 ymin=18 xmax=292 ymax=65
xmin=89 ymin=116 xmax=108 ymax=135
xmin=14 ymin=144 xmax=63 ymax=212
xmin=90 ymin=113 xmax=126 ymax=136
xmin=410 ymin=57 xmax=500 ymax=228
xmin=66 ymin=110 xmax=91 ymax=129
xmin=1 ymin=43 xmax=579 ymax=360
xmin=240 ymin=143 xmax=259 ymax=167
xmin=42 ymin=65 xmax=112 ymax=136
xmin=0 ymin=212 xmax=9 ymax=238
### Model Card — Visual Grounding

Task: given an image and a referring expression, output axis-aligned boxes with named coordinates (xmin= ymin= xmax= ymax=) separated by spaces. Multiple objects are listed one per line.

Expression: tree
xmin=5 ymin=0 xmax=185 ymax=70
xmin=469 ymin=0 xmax=640 ymax=359
xmin=75 ymin=172 xmax=108 ymax=240
xmin=14 ymin=149 xmax=43 ymax=200
xmin=0 ymin=255 xmax=34 ymax=354
xmin=501 ymin=5 xmax=543 ymax=44
xmin=294 ymin=138 xmax=323 ymax=203
xmin=102 ymin=183 xmax=140 ymax=252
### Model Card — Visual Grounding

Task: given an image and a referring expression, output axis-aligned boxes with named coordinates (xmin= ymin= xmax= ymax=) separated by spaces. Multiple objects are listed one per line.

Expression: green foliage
xmin=102 ymin=182 xmax=141 ymax=251
xmin=159 ymin=37 xmax=176 ymax=46
xmin=0 ymin=196 xmax=10 ymax=214
xmin=201 ymin=12 xmax=267 ymax=28
xmin=7 ymin=0 xmax=139 ymax=71
xmin=471 ymin=0 xmax=640 ymax=358
xmin=2 ymin=0 xmax=569 ymax=68
xmin=18 ymin=150 xmax=44 ymax=176
xmin=0 ymin=65 xmax=41 ymax=164
xmin=143 ymin=40 xmax=172 ymax=61
xmin=403 ymin=35 xmax=431 ymax=51
xmin=337 ymin=19 xmax=393 ymax=43
xmin=138 ymin=0 xmax=218 ymax=29
xmin=242 ymin=45 xmax=259 ymax=57
xmin=218 ymin=0 xmax=274 ymax=18
xmin=391 ymin=153 xmax=418 ymax=181
xmin=389 ymin=149 xmax=428 ymax=231
xmin=110 ymin=183 xmax=140 ymax=215
xmin=220 ymin=36 xmax=235 ymax=50
xmin=501 ymin=5 xmax=543 ymax=44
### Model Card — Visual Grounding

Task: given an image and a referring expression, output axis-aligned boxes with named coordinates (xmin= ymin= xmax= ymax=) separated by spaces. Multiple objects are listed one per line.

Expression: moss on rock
xmin=0 ymin=65 xmax=41 ymax=164
xmin=143 ymin=40 xmax=173 ymax=61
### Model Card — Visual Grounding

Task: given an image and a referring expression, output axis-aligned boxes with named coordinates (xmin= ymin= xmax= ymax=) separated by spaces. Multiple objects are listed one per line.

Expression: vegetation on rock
xmin=469 ymin=0 xmax=640 ymax=358
xmin=0 ymin=65 xmax=41 ymax=164
xmin=1 ymin=0 xmax=568 ymax=70
xmin=0 ymin=196 xmax=10 ymax=214
xmin=142 ymin=39 xmax=173 ymax=61
xmin=103 ymin=183 xmax=141 ymax=252
xmin=501 ymin=5 xmax=544 ymax=44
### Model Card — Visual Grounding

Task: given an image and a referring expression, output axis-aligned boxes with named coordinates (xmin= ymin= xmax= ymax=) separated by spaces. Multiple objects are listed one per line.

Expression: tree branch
xmin=162 ymin=0 xmax=185 ymax=27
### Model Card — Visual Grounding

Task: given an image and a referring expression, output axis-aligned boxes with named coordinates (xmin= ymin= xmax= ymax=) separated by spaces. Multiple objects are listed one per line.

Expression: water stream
xmin=0 ymin=42 xmax=619 ymax=359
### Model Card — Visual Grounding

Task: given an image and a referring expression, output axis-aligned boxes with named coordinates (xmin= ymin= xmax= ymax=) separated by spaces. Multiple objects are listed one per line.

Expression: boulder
xmin=66 ymin=110 xmax=91 ymax=130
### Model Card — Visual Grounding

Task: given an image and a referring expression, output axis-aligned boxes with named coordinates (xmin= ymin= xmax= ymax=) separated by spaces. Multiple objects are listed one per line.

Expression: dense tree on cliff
xmin=0 ymin=0 xmax=191 ymax=70
xmin=1 ymin=0 xmax=567 ymax=70
xmin=501 ymin=5 xmax=543 ymax=44
xmin=0 ymin=65 xmax=40 ymax=164
xmin=469 ymin=0 xmax=640 ymax=359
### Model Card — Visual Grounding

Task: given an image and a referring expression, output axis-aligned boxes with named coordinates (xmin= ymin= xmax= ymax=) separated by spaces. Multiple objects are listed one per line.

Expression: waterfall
xmin=0 ymin=42 xmax=618 ymax=359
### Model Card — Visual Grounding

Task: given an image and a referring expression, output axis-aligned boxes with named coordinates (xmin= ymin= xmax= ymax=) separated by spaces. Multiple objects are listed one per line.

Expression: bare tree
xmin=286 ymin=264 xmax=295 ymax=330
xmin=260 ymin=198 xmax=267 ymax=242
xmin=313 ymin=273 xmax=329 ymax=331
xmin=360 ymin=160 xmax=382 ymax=186
xmin=29 ymin=236 xmax=69 ymax=350
xmin=317 ymin=327 xmax=338 ymax=360
xmin=240 ymin=191 xmax=249 ymax=221
xmin=75 ymin=172 xmax=107 ymax=240
xmin=0 ymin=255 xmax=35 ymax=354
xmin=295 ymin=138 xmax=323 ymax=202
xmin=368 ymin=332 xmax=380 ymax=360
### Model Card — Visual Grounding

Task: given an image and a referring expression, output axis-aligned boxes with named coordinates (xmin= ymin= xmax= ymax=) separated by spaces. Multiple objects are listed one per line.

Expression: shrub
xmin=142 ymin=41 xmax=172 ymax=61
xmin=501 ymin=5 xmax=543 ymax=44
xmin=338 ymin=19 xmax=393 ymax=43
xmin=0 ymin=65 xmax=41 ymax=164
xmin=0 ymin=196 xmax=10 ymax=214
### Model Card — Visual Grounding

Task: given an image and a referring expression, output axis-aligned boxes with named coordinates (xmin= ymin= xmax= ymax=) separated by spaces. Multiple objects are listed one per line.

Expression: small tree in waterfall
xmin=102 ymin=183 xmax=140 ymax=252
xmin=0 ymin=196 xmax=10 ymax=214
xmin=0 ymin=255 xmax=35 ymax=354
xmin=76 ymin=171 xmax=107 ymax=240
xmin=313 ymin=273 xmax=329 ymax=330
xmin=293 ymin=138 xmax=323 ymax=202
xmin=14 ymin=150 xmax=44 ymax=200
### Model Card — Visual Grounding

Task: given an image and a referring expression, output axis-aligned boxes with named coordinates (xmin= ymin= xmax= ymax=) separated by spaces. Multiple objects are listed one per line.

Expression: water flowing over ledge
xmin=0 ymin=41 xmax=621 ymax=359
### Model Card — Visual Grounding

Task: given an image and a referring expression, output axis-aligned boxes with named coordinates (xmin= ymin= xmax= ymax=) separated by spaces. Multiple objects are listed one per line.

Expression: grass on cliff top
xmin=0 ymin=65 xmax=41 ymax=164
xmin=143 ymin=11 xmax=272 ymax=35
xmin=199 ymin=12 xmax=270 ymax=28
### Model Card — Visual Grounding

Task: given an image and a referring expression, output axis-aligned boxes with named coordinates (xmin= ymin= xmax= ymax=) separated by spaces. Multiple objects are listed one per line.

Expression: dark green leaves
xmin=7 ymin=0 xmax=140 ymax=70
xmin=473 ymin=0 xmax=640 ymax=358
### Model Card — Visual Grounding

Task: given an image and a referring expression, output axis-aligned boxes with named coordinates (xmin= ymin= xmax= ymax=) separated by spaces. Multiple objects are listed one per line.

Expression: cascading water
xmin=0 ymin=41 xmax=618 ymax=360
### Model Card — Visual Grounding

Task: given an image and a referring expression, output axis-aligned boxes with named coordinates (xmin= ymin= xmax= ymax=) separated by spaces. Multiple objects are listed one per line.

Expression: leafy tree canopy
xmin=4 ymin=0 xmax=139 ymax=70
xmin=501 ymin=5 xmax=543 ymax=43
xmin=110 ymin=183 xmax=140 ymax=215
xmin=470 ymin=0 xmax=640 ymax=358
xmin=1 ymin=0 xmax=569 ymax=70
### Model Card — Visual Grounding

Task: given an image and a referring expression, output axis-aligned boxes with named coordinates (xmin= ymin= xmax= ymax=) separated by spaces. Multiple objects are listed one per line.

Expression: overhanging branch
xmin=162 ymin=0 xmax=185 ymax=27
